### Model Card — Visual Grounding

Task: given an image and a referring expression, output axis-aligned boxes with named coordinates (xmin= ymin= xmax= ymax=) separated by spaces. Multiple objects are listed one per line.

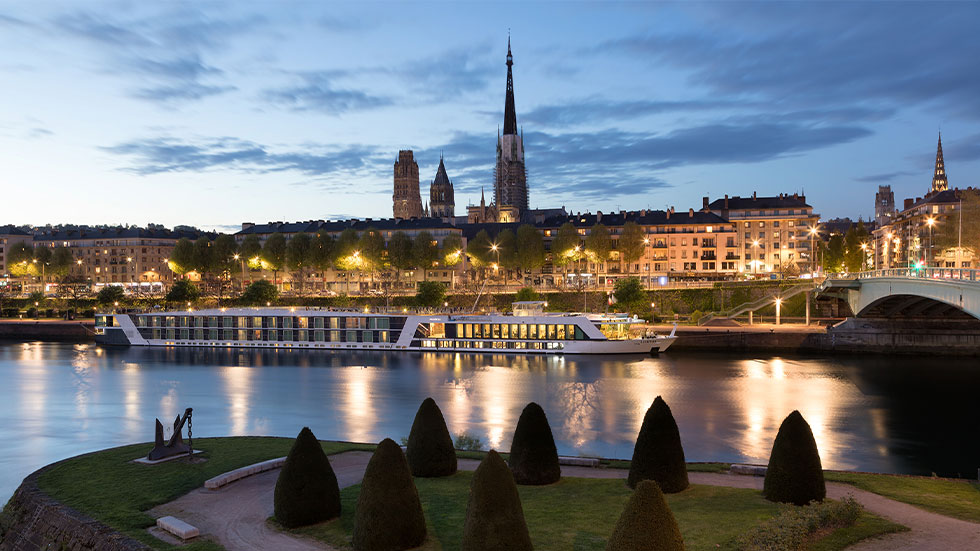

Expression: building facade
xmin=429 ymin=157 xmax=455 ymax=220
xmin=493 ymin=39 xmax=528 ymax=223
xmin=875 ymin=185 xmax=895 ymax=227
xmin=0 ymin=226 xmax=32 ymax=279
xmin=392 ymin=150 xmax=423 ymax=220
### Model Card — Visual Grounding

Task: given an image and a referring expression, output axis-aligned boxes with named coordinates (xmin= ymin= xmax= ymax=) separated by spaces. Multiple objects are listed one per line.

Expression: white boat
xmin=95 ymin=301 xmax=677 ymax=355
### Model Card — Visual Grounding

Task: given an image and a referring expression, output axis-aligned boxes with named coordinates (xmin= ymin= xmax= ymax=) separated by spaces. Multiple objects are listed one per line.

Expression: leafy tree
xmin=352 ymin=438 xmax=426 ymax=551
xmin=286 ymin=233 xmax=313 ymax=293
xmin=614 ymin=277 xmax=646 ymax=311
xmin=358 ymin=227 xmax=386 ymax=270
xmin=406 ymin=397 xmax=457 ymax=477
xmin=496 ymin=229 xmax=517 ymax=271
xmin=241 ymin=279 xmax=279 ymax=305
xmin=31 ymin=247 xmax=52 ymax=281
xmin=936 ymin=188 xmax=980 ymax=258
xmin=441 ymin=233 xmax=464 ymax=267
xmin=274 ymin=427 xmax=341 ymax=528
xmin=823 ymin=234 xmax=846 ymax=273
xmin=843 ymin=222 xmax=869 ymax=272
xmin=514 ymin=287 xmax=539 ymax=302
xmin=50 ymin=246 xmax=76 ymax=278
xmin=606 ymin=480 xmax=684 ymax=551
xmin=763 ymin=410 xmax=826 ymax=505
xmin=170 ymin=238 xmax=196 ymax=277
xmin=165 ymin=279 xmax=201 ymax=303
xmin=239 ymin=235 xmax=263 ymax=266
xmin=193 ymin=238 xmax=215 ymax=278
xmin=508 ymin=402 xmax=561 ymax=485
xmin=584 ymin=223 xmax=612 ymax=272
xmin=515 ymin=224 xmax=545 ymax=273
xmin=262 ymin=233 xmax=287 ymax=289
xmin=619 ymin=221 xmax=646 ymax=273
xmin=551 ymin=222 xmax=582 ymax=287
xmin=311 ymin=232 xmax=335 ymax=291
xmin=96 ymin=285 xmax=125 ymax=306
xmin=388 ymin=231 xmax=415 ymax=272
xmin=6 ymin=242 xmax=34 ymax=277
xmin=413 ymin=231 xmax=438 ymax=280
xmin=211 ymin=234 xmax=239 ymax=275
xmin=333 ymin=228 xmax=360 ymax=270
xmin=627 ymin=396 xmax=689 ymax=492
xmin=56 ymin=274 xmax=89 ymax=317
xmin=467 ymin=230 xmax=492 ymax=267
xmin=415 ymin=281 xmax=445 ymax=308
xmin=461 ymin=450 xmax=532 ymax=551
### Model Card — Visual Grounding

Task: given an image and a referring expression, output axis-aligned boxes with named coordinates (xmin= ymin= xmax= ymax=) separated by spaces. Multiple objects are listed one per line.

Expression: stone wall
xmin=0 ymin=462 xmax=149 ymax=551
xmin=0 ymin=321 xmax=94 ymax=342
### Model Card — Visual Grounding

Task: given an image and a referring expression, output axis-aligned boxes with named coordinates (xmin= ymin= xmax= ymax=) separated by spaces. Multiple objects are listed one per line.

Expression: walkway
xmin=150 ymin=452 xmax=980 ymax=551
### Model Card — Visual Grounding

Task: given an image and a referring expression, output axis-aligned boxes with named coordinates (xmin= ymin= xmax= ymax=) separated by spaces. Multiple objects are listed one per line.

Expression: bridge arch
xmin=841 ymin=276 xmax=980 ymax=322
xmin=856 ymin=293 xmax=978 ymax=320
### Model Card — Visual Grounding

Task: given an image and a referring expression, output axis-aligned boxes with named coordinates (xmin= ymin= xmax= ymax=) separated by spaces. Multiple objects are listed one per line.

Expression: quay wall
xmin=0 ymin=462 xmax=149 ymax=551
xmin=0 ymin=321 xmax=94 ymax=342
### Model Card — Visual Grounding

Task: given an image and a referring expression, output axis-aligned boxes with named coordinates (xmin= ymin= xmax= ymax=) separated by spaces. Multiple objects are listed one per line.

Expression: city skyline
xmin=2 ymin=1 xmax=979 ymax=232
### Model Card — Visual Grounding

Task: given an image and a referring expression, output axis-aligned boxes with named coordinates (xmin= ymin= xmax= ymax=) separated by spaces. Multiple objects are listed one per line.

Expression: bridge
xmin=817 ymin=268 xmax=980 ymax=321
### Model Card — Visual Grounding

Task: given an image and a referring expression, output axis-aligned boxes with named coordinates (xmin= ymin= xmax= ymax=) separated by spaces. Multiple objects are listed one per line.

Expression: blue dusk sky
xmin=1 ymin=1 xmax=979 ymax=232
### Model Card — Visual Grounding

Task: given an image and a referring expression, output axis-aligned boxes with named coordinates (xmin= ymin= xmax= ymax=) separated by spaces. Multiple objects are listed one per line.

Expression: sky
xmin=1 ymin=1 xmax=979 ymax=233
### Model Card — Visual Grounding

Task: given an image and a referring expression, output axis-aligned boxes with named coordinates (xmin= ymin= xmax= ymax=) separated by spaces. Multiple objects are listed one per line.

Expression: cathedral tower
xmin=493 ymin=37 xmax=528 ymax=222
xmin=930 ymin=132 xmax=948 ymax=195
xmin=393 ymin=150 xmax=423 ymax=219
xmin=429 ymin=156 xmax=455 ymax=219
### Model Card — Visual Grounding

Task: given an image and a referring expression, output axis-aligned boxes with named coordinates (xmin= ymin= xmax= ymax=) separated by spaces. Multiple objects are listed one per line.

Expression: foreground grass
xmin=291 ymin=473 xmax=899 ymax=551
xmin=31 ymin=437 xmax=374 ymax=550
xmin=825 ymin=471 xmax=980 ymax=523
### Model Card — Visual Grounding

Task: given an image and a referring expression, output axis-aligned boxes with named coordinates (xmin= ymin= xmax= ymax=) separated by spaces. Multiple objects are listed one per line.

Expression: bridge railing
xmin=835 ymin=268 xmax=980 ymax=283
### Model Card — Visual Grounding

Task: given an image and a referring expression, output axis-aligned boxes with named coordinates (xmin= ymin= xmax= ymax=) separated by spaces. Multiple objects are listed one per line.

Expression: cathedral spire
xmin=503 ymin=36 xmax=517 ymax=135
xmin=931 ymin=131 xmax=948 ymax=194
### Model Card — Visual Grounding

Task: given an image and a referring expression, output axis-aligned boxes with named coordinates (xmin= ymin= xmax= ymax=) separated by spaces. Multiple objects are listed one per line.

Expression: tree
xmin=515 ymin=224 xmax=545 ymax=274
xmin=508 ymin=402 xmax=561 ymax=485
xmin=334 ymin=228 xmax=361 ymax=293
xmin=262 ymin=233 xmax=287 ymax=289
xmin=605 ymin=480 xmax=685 ymax=551
xmin=239 ymin=235 xmax=263 ymax=265
xmin=388 ymin=231 xmax=415 ymax=273
xmin=467 ymin=230 xmax=492 ymax=267
xmin=415 ymin=281 xmax=445 ymax=308
xmin=56 ymin=274 xmax=89 ymax=318
xmin=496 ymin=229 xmax=517 ymax=272
xmin=442 ymin=233 xmax=464 ymax=268
xmin=412 ymin=231 xmax=438 ymax=280
xmin=763 ymin=410 xmax=826 ymax=505
xmin=165 ymin=279 xmax=201 ymax=304
xmin=50 ymin=246 xmax=76 ymax=278
xmin=352 ymin=438 xmax=426 ymax=551
xmin=7 ymin=242 xmax=33 ymax=277
xmin=552 ymin=222 xmax=582 ymax=287
xmin=311 ymin=232 xmax=335 ymax=292
xmin=358 ymin=228 xmax=386 ymax=290
xmin=406 ymin=397 xmax=457 ymax=477
xmin=286 ymin=233 xmax=313 ymax=293
xmin=193 ymin=237 xmax=216 ymax=279
xmin=627 ymin=396 xmax=689 ymax=493
xmin=585 ymin=224 xmax=612 ymax=276
xmin=823 ymin=234 xmax=845 ymax=273
xmin=96 ymin=285 xmax=125 ymax=306
xmin=274 ymin=427 xmax=341 ymax=528
xmin=461 ymin=450 xmax=533 ymax=551
xmin=619 ymin=221 xmax=646 ymax=274
xmin=514 ymin=287 xmax=538 ymax=302
xmin=241 ymin=280 xmax=278 ymax=305
xmin=170 ymin=238 xmax=196 ymax=278
xmin=843 ymin=222 xmax=869 ymax=272
xmin=211 ymin=234 xmax=239 ymax=276
xmin=614 ymin=277 xmax=646 ymax=312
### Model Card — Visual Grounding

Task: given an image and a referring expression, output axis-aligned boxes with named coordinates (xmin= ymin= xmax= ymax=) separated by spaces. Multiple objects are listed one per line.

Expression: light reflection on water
xmin=0 ymin=341 xmax=978 ymax=502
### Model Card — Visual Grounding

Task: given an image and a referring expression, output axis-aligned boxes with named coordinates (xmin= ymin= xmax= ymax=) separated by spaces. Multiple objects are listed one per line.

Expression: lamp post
xmin=808 ymin=226 xmax=818 ymax=275
xmin=926 ymin=217 xmax=935 ymax=269
xmin=775 ymin=297 xmax=782 ymax=326
xmin=234 ymin=254 xmax=244 ymax=292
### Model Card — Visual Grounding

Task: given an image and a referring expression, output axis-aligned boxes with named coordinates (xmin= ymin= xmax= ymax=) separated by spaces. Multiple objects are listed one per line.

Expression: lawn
xmin=824 ymin=471 xmax=980 ymax=523
xmin=290 ymin=472 xmax=901 ymax=551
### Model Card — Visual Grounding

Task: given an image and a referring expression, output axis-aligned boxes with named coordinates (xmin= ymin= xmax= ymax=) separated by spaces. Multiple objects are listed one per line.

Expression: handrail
xmin=826 ymin=268 xmax=980 ymax=284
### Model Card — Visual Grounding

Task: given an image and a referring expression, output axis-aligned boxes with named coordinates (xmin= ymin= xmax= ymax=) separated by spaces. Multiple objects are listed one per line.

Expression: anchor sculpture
xmin=148 ymin=407 xmax=193 ymax=461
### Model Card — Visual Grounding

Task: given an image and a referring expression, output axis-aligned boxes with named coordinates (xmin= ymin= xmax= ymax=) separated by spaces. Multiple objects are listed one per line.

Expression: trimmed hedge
xmin=273 ymin=427 xmax=341 ymax=528
xmin=763 ymin=410 xmax=826 ymax=505
xmin=606 ymin=480 xmax=685 ymax=551
xmin=508 ymin=402 xmax=561 ymax=485
xmin=406 ymin=397 xmax=457 ymax=477
xmin=352 ymin=438 xmax=427 ymax=550
xmin=461 ymin=450 xmax=533 ymax=551
xmin=627 ymin=396 xmax=689 ymax=493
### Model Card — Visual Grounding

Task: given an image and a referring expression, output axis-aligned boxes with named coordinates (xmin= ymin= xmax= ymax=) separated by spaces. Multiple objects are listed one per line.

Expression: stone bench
xmin=204 ymin=457 xmax=286 ymax=490
xmin=156 ymin=516 xmax=199 ymax=540
xmin=558 ymin=456 xmax=601 ymax=468
xmin=731 ymin=464 xmax=768 ymax=476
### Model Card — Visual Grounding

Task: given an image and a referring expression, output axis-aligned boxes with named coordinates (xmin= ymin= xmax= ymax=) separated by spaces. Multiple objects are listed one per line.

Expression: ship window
xmin=282 ymin=317 xmax=293 ymax=329
xmin=575 ymin=326 xmax=585 ymax=340
xmin=314 ymin=317 xmax=324 ymax=329
xmin=208 ymin=329 xmax=218 ymax=340
xmin=557 ymin=325 xmax=566 ymax=339
xmin=207 ymin=316 xmax=217 ymax=327
xmin=377 ymin=318 xmax=390 ymax=329
xmin=223 ymin=329 xmax=233 ymax=340
xmin=330 ymin=331 xmax=340 ymax=342
xmin=314 ymin=330 xmax=325 ymax=342
xmin=135 ymin=316 xmax=146 ymax=328
xmin=538 ymin=325 xmax=547 ymax=339
xmin=267 ymin=330 xmax=277 ymax=342
xmin=346 ymin=330 xmax=357 ymax=342
xmin=297 ymin=317 xmax=308 ymax=329
xmin=510 ymin=324 xmax=519 ymax=339
xmin=500 ymin=324 xmax=509 ymax=339
xmin=363 ymin=331 xmax=373 ymax=343
xmin=529 ymin=324 xmax=538 ymax=339
xmin=251 ymin=330 xmax=262 ymax=341
xmin=224 ymin=316 xmax=233 ymax=328
xmin=153 ymin=329 xmax=161 ymax=340
xmin=298 ymin=329 xmax=308 ymax=342
xmin=166 ymin=329 xmax=175 ymax=340
xmin=547 ymin=325 xmax=556 ymax=339
xmin=166 ymin=316 xmax=175 ymax=327
xmin=329 ymin=317 xmax=339 ymax=329
xmin=430 ymin=323 xmax=445 ymax=339
xmin=345 ymin=317 xmax=359 ymax=329
xmin=520 ymin=324 xmax=528 ymax=339
xmin=180 ymin=329 xmax=189 ymax=340
xmin=252 ymin=316 xmax=262 ymax=328
xmin=514 ymin=341 xmax=526 ymax=349
xmin=283 ymin=330 xmax=293 ymax=341
xmin=379 ymin=331 xmax=389 ymax=342
xmin=492 ymin=324 xmax=501 ymax=338
xmin=237 ymin=330 xmax=246 ymax=341
xmin=464 ymin=324 xmax=473 ymax=338
xmin=482 ymin=324 xmax=491 ymax=337
xmin=267 ymin=317 xmax=277 ymax=329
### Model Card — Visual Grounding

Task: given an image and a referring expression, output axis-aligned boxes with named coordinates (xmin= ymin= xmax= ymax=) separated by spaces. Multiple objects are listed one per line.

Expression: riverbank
xmin=0 ymin=320 xmax=95 ymax=341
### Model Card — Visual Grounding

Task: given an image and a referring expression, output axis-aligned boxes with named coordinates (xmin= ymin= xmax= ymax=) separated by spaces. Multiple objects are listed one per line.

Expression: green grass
xmin=291 ymin=473 xmax=898 ymax=551
xmin=808 ymin=513 xmax=908 ymax=551
xmin=825 ymin=471 xmax=980 ymax=523
xmin=31 ymin=437 xmax=374 ymax=550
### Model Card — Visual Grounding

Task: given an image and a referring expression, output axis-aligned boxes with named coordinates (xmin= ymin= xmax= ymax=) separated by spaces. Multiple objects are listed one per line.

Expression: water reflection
xmin=0 ymin=341 xmax=978 ymax=503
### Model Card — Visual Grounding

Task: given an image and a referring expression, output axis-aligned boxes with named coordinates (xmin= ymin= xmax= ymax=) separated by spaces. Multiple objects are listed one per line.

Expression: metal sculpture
xmin=148 ymin=407 xmax=194 ymax=461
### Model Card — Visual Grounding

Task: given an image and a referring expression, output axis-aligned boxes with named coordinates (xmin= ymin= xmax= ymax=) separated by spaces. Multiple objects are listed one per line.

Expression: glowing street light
xmin=774 ymin=297 xmax=782 ymax=326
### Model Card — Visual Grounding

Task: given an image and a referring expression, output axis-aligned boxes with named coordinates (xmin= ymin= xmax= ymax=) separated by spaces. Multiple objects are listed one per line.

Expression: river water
xmin=1 ymin=340 xmax=978 ymax=501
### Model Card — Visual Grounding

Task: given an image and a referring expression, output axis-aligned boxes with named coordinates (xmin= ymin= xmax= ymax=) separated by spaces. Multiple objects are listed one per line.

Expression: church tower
xmin=393 ymin=150 xmax=423 ymax=219
xmin=929 ymin=132 xmax=948 ymax=195
xmin=429 ymin=156 xmax=455 ymax=219
xmin=493 ymin=37 xmax=528 ymax=222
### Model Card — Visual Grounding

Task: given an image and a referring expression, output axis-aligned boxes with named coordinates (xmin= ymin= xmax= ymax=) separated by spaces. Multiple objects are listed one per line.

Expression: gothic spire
xmin=503 ymin=36 xmax=517 ymax=135
xmin=931 ymin=132 xmax=948 ymax=194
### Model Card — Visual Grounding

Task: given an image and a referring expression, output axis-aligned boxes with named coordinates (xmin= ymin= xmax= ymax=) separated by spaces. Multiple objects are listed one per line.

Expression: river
xmin=1 ymin=340 xmax=978 ymax=501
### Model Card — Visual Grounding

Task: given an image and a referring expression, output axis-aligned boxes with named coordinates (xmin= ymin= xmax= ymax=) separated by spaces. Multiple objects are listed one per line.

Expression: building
xmin=0 ymin=225 xmax=32 ymax=279
xmin=706 ymin=193 xmax=820 ymax=275
xmin=929 ymin=133 xmax=948 ymax=195
xmin=392 ymin=150 xmax=423 ymax=220
xmin=493 ymin=38 xmax=528 ymax=223
xmin=875 ymin=185 xmax=895 ymax=227
xmin=428 ymin=157 xmax=455 ymax=220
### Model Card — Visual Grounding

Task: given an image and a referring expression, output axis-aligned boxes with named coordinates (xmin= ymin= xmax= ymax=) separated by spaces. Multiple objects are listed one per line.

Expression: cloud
xmin=26 ymin=127 xmax=53 ymax=139
xmin=134 ymin=83 xmax=237 ymax=102
xmin=855 ymin=171 xmax=916 ymax=183
xmin=262 ymin=73 xmax=392 ymax=114
xmin=947 ymin=133 xmax=980 ymax=162
xmin=522 ymin=98 xmax=743 ymax=128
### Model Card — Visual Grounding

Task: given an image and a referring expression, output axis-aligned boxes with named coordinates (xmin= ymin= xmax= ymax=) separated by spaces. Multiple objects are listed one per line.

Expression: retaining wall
xmin=0 ymin=322 xmax=94 ymax=342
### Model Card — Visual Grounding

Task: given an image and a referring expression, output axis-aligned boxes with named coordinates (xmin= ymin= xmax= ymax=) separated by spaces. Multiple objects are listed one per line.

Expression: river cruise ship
xmin=95 ymin=302 xmax=676 ymax=355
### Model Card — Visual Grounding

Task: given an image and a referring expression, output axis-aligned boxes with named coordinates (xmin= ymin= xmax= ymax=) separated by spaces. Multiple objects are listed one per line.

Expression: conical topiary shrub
xmin=406 ymin=397 xmax=458 ymax=477
xmin=627 ymin=396 xmax=689 ymax=492
xmin=508 ymin=402 xmax=561 ymax=485
xmin=352 ymin=438 xmax=427 ymax=550
xmin=606 ymin=480 xmax=684 ymax=551
xmin=763 ymin=410 xmax=826 ymax=505
xmin=273 ymin=427 xmax=341 ymax=528
xmin=461 ymin=450 xmax=533 ymax=551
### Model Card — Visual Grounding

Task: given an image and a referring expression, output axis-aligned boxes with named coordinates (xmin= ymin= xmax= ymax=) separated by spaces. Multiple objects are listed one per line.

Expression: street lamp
xmin=808 ymin=226 xmax=819 ymax=275
xmin=925 ymin=217 xmax=936 ymax=268
xmin=233 ymin=254 xmax=245 ymax=292
xmin=859 ymin=243 xmax=868 ymax=271
xmin=774 ymin=297 xmax=782 ymax=326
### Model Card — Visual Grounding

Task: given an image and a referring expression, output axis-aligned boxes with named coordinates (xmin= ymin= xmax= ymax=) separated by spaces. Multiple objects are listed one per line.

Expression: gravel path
xmin=150 ymin=452 xmax=979 ymax=551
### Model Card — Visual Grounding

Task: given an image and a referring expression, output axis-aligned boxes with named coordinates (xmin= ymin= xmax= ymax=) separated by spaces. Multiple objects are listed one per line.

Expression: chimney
xmin=702 ymin=196 xmax=709 ymax=209
xmin=688 ymin=208 xmax=694 ymax=217
xmin=752 ymin=191 xmax=757 ymax=200
xmin=242 ymin=222 xmax=254 ymax=230
xmin=666 ymin=209 xmax=671 ymax=220
xmin=596 ymin=211 xmax=602 ymax=223
xmin=640 ymin=209 xmax=647 ymax=216
xmin=724 ymin=194 xmax=729 ymax=209
xmin=904 ymin=198 xmax=914 ymax=209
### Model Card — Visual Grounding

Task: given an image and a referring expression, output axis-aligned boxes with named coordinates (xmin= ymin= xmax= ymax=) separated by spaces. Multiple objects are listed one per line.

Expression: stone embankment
xmin=0 ymin=461 xmax=149 ymax=551
xmin=0 ymin=321 xmax=95 ymax=342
